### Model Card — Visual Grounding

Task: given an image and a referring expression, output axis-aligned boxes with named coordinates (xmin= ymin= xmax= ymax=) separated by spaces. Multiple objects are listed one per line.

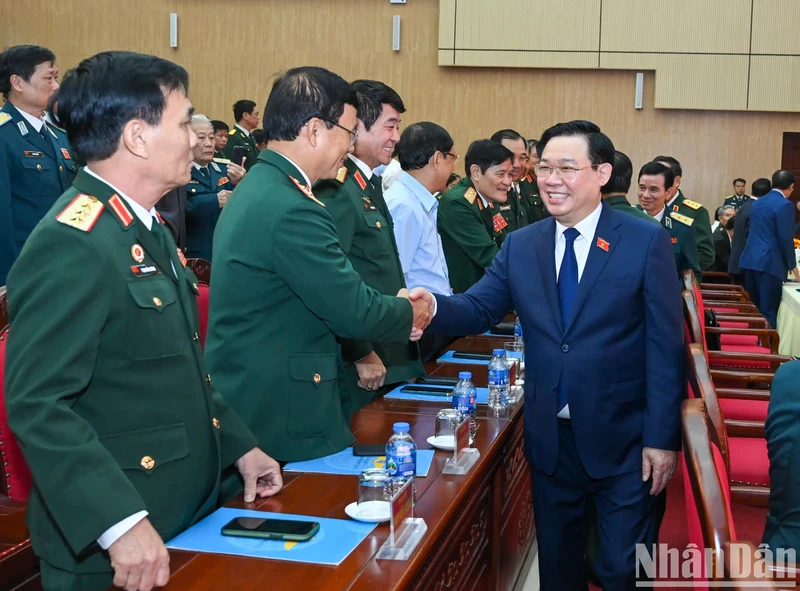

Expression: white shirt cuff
xmin=97 ymin=510 xmax=149 ymax=550
xmin=432 ymin=295 xmax=438 ymax=316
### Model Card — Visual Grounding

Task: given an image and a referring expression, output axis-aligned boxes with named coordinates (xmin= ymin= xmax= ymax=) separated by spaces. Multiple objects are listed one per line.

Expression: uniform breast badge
xmin=492 ymin=213 xmax=508 ymax=233
xmin=177 ymin=248 xmax=187 ymax=267
xmin=131 ymin=244 xmax=145 ymax=263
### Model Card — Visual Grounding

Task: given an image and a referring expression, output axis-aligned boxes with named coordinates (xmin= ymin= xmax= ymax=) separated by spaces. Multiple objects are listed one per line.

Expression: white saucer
xmin=345 ymin=501 xmax=391 ymax=523
xmin=427 ymin=435 xmax=474 ymax=451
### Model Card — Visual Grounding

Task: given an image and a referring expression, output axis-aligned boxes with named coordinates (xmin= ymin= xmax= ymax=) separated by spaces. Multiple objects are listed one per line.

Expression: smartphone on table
xmin=221 ymin=517 xmax=320 ymax=541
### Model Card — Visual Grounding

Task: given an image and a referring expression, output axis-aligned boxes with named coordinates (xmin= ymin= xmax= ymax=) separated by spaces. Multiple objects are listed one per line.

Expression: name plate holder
xmin=442 ymin=417 xmax=480 ymax=475
xmin=376 ymin=477 xmax=427 ymax=560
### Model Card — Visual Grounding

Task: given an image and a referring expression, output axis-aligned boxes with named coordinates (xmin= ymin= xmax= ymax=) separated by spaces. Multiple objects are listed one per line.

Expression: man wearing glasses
xmin=206 ymin=68 xmax=434 ymax=463
xmin=315 ymin=80 xmax=426 ymax=420
xmin=415 ymin=120 xmax=683 ymax=590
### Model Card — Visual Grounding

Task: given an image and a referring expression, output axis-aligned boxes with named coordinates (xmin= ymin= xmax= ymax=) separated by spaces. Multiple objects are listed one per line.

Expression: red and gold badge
xmin=131 ymin=244 xmax=145 ymax=263
xmin=596 ymin=237 xmax=610 ymax=252
xmin=177 ymin=248 xmax=187 ymax=267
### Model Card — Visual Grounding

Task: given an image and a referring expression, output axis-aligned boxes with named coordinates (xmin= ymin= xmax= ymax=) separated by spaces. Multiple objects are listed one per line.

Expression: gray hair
xmin=717 ymin=205 xmax=735 ymax=218
xmin=191 ymin=114 xmax=213 ymax=130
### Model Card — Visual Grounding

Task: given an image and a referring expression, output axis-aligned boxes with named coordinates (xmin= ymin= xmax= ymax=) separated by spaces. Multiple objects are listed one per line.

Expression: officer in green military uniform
xmin=723 ymin=177 xmax=751 ymax=211
xmin=437 ymin=140 xmax=514 ymax=293
xmin=206 ymin=67 xmax=432 ymax=463
xmin=223 ymin=99 xmax=260 ymax=171
xmin=655 ymin=155 xmax=714 ymax=270
xmin=5 ymin=52 xmax=282 ymax=591
xmin=0 ymin=45 xmax=77 ymax=284
xmin=601 ymin=151 xmax=658 ymax=224
xmin=492 ymin=129 xmax=531 ymax=229
xmin=184 ymin=114 xmax=245 ymax=261
xmin=637 ymin=161 xmax=701 ymax=280
xmin=315 ymin=80 xmax=425 ymax=421
xmin=211 ymin=119 xmax=230 ymax=159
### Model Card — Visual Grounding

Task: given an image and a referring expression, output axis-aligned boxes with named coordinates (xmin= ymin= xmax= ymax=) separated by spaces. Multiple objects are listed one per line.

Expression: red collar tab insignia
xmin=671 ymin=237 xmax=678 ymax=244
xmin=131 ymin=243 xmax=145 ymax=263
xmin=108 ymin=194 xmax=134 ymax=227
xmin=673 ymin=204 xmax=680 ymax=212
xmin=525 ymin=175 xmax=533 ymax=182
xmin=492 ymin=212 xmax=508 ymax=233
xmin=596 ymin=237 xmax=610 ymax=252
xmin=177 ymin=248 xmax=187 ymax=267
xmin=155 ymin=211 xmax=166 ymax=224
xmin=217 ymin=176 xmax=230 ymax=186
xmin=60 ymin=148 xmax=72 ymax=160
xmin=354 ymin=170 xmax=368 ymax=191
xmin=289 ymin=176 xmax=326 ymax=207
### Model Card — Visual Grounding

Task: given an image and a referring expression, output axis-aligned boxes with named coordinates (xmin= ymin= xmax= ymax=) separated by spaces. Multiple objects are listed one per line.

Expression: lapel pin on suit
xmin=596 ymin=237 xmax=610 ymax=252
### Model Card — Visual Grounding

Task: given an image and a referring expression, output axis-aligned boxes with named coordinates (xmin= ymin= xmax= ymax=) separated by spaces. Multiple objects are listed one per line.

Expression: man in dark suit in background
xmin=414 ymin=120 xmax=684 ymax=590
xmin=712 ymin=214 xmax=735 ymax=273
xmin=739 ymin=170 xmax=799 ymax=327
xmin=729 ymin=177 xmax=772 ymax=285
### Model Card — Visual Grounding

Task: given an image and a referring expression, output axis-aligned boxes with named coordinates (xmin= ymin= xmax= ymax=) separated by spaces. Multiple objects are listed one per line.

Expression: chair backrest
xmin=683 ymin=268 xmax=698 ymax=292
xmin=682 ymin=398 xmax=738 ymax=583
xmin=0 ymin=287 xmax=33 ymax=501
xmin=683 ymin=288 xmax=707 ymax=351
xmin=687 ymin=343 xmax=730 ymax=475
xmin=185 ymin=258 xmax=211 ymax=348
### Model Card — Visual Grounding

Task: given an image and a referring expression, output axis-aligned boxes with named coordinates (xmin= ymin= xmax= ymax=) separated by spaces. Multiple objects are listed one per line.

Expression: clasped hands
xmin=397 ymin=287 xmax=435 ymax=341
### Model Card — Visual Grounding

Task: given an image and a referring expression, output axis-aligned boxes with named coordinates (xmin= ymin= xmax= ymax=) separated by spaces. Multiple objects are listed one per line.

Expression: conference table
xmin=777 ymin=283 xmax=800 ymax=356
xmin=0 ymin=334 xmax=536 ymax=591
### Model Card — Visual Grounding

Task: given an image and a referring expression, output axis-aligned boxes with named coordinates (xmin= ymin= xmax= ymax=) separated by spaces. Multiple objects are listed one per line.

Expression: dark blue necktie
xmin=557 ymin=227 xmax=580 ymax=412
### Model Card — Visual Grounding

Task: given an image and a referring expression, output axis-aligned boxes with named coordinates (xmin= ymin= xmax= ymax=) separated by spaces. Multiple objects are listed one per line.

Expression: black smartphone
xmin=352 ymin=443 xmax=386 ymax=457
xmin=400 ymin=385 xmax=453 ymax=395
xmin=453 ymin=351 xmax=493 ymax=360
xmin=221 ymin=517 xmax=319 ymax=541
xmin=416 ymin=376 xmax=459 ymax=386
xmin=231 ymin=145 xmax=246 ymax=166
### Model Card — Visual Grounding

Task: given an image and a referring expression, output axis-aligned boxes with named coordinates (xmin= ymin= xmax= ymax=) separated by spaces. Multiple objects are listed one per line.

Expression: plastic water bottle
xmin=514 ymin=316 xmax=524 ymax=345
xmin=452 ymin=371 xmax=478 ymax=438
xmin=386 ymin=422 xmax=417 ymax=497
xmin=488 ymin=349 xmax=510 ymax=412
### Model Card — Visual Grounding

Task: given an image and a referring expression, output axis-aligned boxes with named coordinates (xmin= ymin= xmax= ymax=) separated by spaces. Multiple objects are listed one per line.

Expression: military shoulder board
xmin=682 ymin=199 xmax=702 ymax=210
xmin=56 ymin=194 xmax=104 ymax=232
xmin=0 ymin=112 xmax=11 ymax=128
xmin=671 ymin=213 xmax=694 ymax=226
xmin=464 ymin=187 xmax=477 ymax=204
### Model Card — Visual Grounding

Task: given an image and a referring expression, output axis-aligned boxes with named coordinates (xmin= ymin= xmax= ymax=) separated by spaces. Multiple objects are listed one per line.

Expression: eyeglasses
xmin=534 ymin=164 xmax=598 ymax=182
xmin=324 ymin=119 xmax=359 ymax=146
xmin=443 ymin=152 xmax=460 ymax=161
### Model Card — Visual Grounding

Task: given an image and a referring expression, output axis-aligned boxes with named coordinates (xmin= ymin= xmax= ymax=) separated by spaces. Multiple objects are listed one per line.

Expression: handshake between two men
xmin=397 ymin=287 xmax=437 ymax=341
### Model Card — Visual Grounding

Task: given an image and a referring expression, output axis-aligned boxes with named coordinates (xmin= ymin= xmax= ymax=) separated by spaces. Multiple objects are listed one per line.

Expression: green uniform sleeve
xmin=272 ymin=200 xmax=413 ymax=343
xmin=212 ymin=390 xmax=259 ymax=469
xmin=693 ymin=206 xmax=715 ymax=271
xmin=440 ymin=197 xmax=499 ymax=269
xmin=315 ymin=181 xmax=375 ymax=364
xmin=5 ymin=230 xmax=147 ymax=556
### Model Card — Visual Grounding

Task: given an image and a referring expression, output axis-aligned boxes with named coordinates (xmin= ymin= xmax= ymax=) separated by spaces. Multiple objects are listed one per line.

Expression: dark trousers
xmin=745 ymin=269 xmax=783 ymax=328
xmin=531 ymin=420 xmax=658 ymax=591
xmin=418 ymin=333 xmax=455 ymax=364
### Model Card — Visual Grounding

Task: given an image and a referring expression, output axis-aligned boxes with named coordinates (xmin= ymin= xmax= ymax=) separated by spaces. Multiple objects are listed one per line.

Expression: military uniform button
xmin=36 ymin=164 xmax=42 ymax=170
xmin=141 ymin=456 xmax=155 ymax=470
xmin=206 ymin=374 xmax=212 ymax=384
xmin=153 ymin=297 xmax=162 ymax=306
xmin=313 ymin=373 xmax=321 ymax=384
xmin=376 ymin=221 xmax=382 ymax=228
xmin=193 ymin=332 xmax=200 ymax=343
xmin=213 ymin=418 xmax=220 ymax=429
xmin=193 ymin=283 xmax=198 ymax=290
xmin=59 ymin=165 xmax=64 ymax=171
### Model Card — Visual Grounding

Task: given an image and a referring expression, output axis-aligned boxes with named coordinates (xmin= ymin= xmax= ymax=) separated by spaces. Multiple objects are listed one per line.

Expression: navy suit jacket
xmin=728 ymin=197 xmax=755 ymax=275
xmin=428 ymin=202 xmax=684 ymax=479
xmin=739 ymin=190 xmax=795 ymax=279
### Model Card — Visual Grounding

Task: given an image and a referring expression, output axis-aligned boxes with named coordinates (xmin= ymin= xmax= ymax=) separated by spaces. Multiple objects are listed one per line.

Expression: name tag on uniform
xmin=24 ymin=150 xmax=44 ymax=158
xmin=130 ymin=264 xmax=161 ymax=278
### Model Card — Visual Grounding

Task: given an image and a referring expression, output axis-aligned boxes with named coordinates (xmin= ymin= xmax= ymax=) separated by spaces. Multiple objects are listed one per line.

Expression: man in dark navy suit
xmin=739 ymin=170 xmax=799 ymax=328
xmin=729 ymin=177 xmax=772 ymax=285
xmin=413 ymin=121 xmax=684 ymax=590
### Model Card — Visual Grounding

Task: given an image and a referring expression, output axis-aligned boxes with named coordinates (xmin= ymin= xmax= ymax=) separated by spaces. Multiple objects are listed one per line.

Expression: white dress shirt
xmin=272 ymin=151 xmax=311 ymax=187
xmin=653 ymin=207 xmax=666 ymax=223
xmin=17 ymin=106 xmax=46 ymax=134
xmin=234 ymin=124 xmax=250 ymax=138
xmin=554 ymin=201 xmax=603 ymax=418
xmin=349 ymin=154 xmax=374 ymax=180
xmin=385 ymin=170 xmax=452 ymax=295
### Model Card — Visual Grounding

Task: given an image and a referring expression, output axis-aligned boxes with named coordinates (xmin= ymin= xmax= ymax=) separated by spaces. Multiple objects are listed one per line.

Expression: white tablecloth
xmin=777 ymin=284 xmax=800 ymax=356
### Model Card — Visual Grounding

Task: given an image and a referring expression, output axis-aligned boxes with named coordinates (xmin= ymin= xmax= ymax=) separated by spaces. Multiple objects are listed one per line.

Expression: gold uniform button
xmin=376 ymin=221 xmax=382 ymax=228
xmin=193 ymin=332 xmax=200 ymax=343
xmin=213 ymin=418 xmax=220 ymax=429
xmin=313 ymin=373 xmax=321 ymax=384
xmin=153 ymin=297 xmax=162 ymax=306
xmin=206 ymin=374 xmax=212 ymax=384
xmin=36 ymin=164 xmax=42 ymax=170
xmin=193 ymin=283 xmax=198 ymax=290
xmin=59 ymin=165 xmax=64 ymax=171
xmin=141 ymin=456 xmax=155 ymax=470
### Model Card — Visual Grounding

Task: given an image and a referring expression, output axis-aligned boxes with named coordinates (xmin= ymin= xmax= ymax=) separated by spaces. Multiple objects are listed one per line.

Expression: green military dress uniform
xmin=437 ymin=177 xmax=502 ymax=293
xmin=315 ymin=158 xmax=426 ymax=421
xmin=506 ymin=183 xmax=529 ymax=229
xmin=5 ymin=169 xmax=258 ymax=589
xmin=184 ymin=161 xmax=235 ymax=261
xmin=637 ymin=205 xmax=701 ymax=280
xmin=520 ymin=174 xmax=548 ymax=222
xmin=605 ymin=193 xmax=658 ymax=224
xmin=205 ymin=149 xmax=414 ymax=462
xmin=669 ymin=191 xmax=714 ymax=271
xmin=0 ymin=101 xmax=78 ymax=284
xmin=723 ymin=193 xmax=750 ymax=211
xmin=223 ymin=124 xmax=259 ymax=171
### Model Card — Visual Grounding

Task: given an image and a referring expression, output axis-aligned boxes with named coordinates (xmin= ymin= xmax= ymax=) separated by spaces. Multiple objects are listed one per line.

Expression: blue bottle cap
xmin=458 ymin=371 xmax=472 ymax=379
xmin=393 ymin=422 xmax=410 ymax=433
xmin=493 ymin=349 xmax=505 ymax=356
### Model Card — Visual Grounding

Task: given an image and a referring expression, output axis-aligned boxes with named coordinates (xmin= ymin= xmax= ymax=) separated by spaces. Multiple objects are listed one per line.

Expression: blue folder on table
xmin=167 ymin=507 xmax=375 ymax=566
xmin=383 ymin=382 xmax=489 ymax=404
xmin=283 ymin=447 xmax=435 ymax=476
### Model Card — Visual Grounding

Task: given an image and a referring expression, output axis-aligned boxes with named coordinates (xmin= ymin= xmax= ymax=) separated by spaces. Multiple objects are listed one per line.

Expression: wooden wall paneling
xmin=654 ymin=55 xmax=749 ymax=111
xmin=751 ymin=0 xmax=800 ymax=55
xmin=453 ymin=51 xmax=599 ymax=69
xmin=748 ymin=56 xmax=800 ymax=112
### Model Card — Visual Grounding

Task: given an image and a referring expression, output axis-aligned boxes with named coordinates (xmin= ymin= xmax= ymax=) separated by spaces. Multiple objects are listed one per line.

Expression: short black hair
xmin=601 ymin=150 xmax=633 ymax=194
xmin=526 ymin=139 xmax=538 ymax=152
xmin=252 ymin=128 xmax=266 ymax=146
xmin=733 ymin=178 xmax=746 ymax=185
xmin=653 ymin=155 xmax=683 ymax=178
xmin=465 ymin=139 xmax=513 ymax=177
xmin=537 ymin=120 xmax=615 ymax=166
xmin=752 ymin=178 xmax=772 ymax=197
xmin=394 ymin=122 xmax=453 ymax=171
xmin=772 ymin=169 xmax=795 ymax=191
xmin=57 ymin=51 xmax=189 ymax=163
xmin=638 ymin=161 xmax=675 ymax=190
xmin=211 ymin=119 xmax=229 ymax=133
xmin=233 ymin=99 xmax=257 ymax=122
xmin=263 ymin=66 xmax=357 ymax=142
xmin=447 ymin=173 xmax=461 ymax=185
xmin=490 ymin=129 xmax=527 ymax=145
xmin=351 ymin=80 xmax=405 ymax=131
xmin=0 ymin=45 xmax=56 ymax=99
